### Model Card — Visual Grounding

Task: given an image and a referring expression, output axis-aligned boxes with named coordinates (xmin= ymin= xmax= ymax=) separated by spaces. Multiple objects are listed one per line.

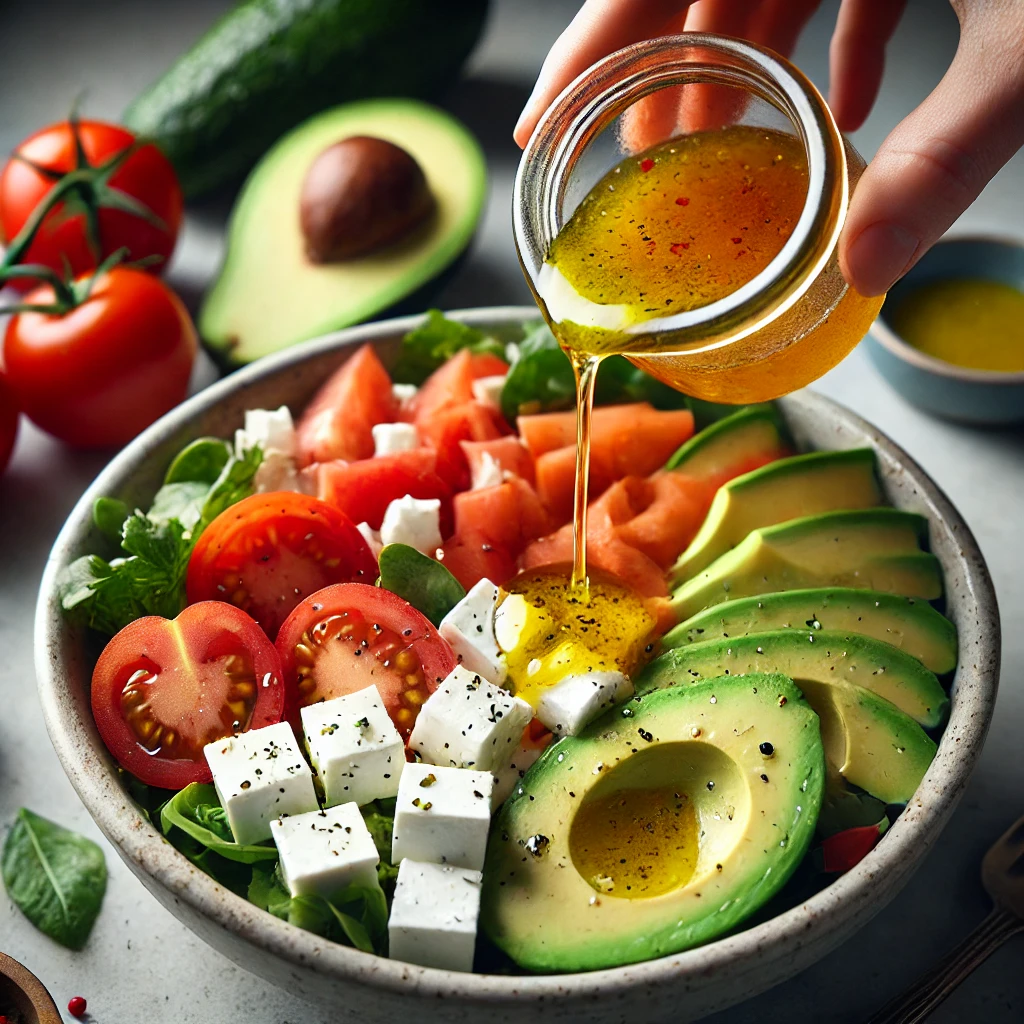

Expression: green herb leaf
xmin=194 ymin=444 xmax=262 ymax=533
xmin=392 ymin=309 xmax=507 ymax=385
xmin=164 ymin=437 xmax=233 ymax=485
xmin=360 ymin=798 xmax=399 ymax=893
xmin=1 ymin=808 xmax=107 ymax=950
xmin=148 ymin=481 xmax=210 ymax=529
xmin=92 ymin=496 xmax=130 ymax=542
xmin=377 ymin=543 xmax=465 ymax=626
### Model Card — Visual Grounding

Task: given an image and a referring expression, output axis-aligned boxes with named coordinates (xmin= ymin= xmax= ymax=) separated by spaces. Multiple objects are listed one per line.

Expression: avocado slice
xmin=670 ymin=508 xmax=942 ymax=620
xmin=481 ymin=673 xmax=824 ymax=971
xmin=799 ymin=679 xmax=937 ymax=805
xmin=637 ymin=629 xmax=949 ymax=728
xmin=816 ymin=777 xmax=888 ymax=838
xmin=665 ymin=403 xmax=788 ymax=475
xmin=670 ymin=449 xmax=882 ymax=583
xmin=200 ymin=99 xmax=486 ymax=366
xmin=664 ymin=588 xmax=957 ymax=674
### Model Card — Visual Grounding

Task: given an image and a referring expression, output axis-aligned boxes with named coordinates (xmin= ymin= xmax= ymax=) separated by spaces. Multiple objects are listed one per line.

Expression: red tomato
xmin=276 ymin=583 xmax=456 ymax=737
xmin=0 ymin=369 xmax=19 ymax=476
xmin=461 ymin=436 xmax=535 ymax=486
xmin=2 ymin=267 xmax=197 ymax=448
xmin=295 ymin=344 xmax=396 ymax=466
xmin=452 ymin=477 xmax=551 ymax=555
xmin=439 ymin=533 xmax=518 ymax=591
xmin=316 ymin=449 xmax=453 ymax=533
xmin=91 ymin=602 xmax=285 ymax=789
xmin=418 ymin=400 xmax=507 ymax=491
xmin=412 ymin=349 xmax=509 ymax=427
xmin=0 ymin=120 xmax=182 ymax=290
xmin=820 ymin=824 xmax=886 ymax=873
xmin=187 ymin=493 xmax=378 ymax=640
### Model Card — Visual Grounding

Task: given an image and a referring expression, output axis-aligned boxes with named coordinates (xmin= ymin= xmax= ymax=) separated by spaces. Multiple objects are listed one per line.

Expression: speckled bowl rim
xmin=35 ymin=306 xmax=1000 ymax=1008
xmin=869 ymin=233 xmax=1024 ymax=385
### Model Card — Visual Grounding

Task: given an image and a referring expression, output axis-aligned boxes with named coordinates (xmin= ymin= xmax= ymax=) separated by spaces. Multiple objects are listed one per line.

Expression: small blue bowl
xmin=865 ymin=235 xmax=1024 ymax=425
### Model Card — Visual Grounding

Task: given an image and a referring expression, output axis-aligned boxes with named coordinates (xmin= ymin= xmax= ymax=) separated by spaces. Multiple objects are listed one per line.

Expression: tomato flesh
xmin=91 ymin=602 xmax=285 ymax=789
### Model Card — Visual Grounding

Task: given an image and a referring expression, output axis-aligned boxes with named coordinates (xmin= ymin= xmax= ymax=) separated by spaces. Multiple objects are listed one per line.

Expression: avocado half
xmin=200 ymin=99 xmax=487 ymax=366
xmin=482 ymin=674 xmax=825 ymax=972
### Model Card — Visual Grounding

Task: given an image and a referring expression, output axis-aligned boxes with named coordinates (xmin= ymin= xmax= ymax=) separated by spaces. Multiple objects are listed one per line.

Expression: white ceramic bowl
xmin=35 ymin=308 xmax=1000 ymax=1023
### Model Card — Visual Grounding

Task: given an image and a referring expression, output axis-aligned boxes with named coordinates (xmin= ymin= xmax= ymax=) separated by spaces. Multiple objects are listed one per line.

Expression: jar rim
xmin=513 ymin=34 xmax=850 ymax=354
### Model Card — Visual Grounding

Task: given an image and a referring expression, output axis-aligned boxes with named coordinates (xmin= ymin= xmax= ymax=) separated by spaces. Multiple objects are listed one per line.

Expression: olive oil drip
xmin=570 ymin=351 xmax=601 ymax=588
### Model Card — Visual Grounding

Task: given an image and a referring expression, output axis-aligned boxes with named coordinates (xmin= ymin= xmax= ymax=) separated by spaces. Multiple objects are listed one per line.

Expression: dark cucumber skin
xmin=125 ymin=0 xmax=490 ymax=197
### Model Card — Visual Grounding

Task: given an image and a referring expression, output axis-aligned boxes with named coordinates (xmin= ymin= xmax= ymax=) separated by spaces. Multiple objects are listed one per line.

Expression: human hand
xmin=514 ymin=0 xmax=1024 ymax=297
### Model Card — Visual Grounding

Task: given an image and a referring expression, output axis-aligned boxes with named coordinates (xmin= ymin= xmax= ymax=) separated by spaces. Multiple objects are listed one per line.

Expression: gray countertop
xmin=1 ymin=1 xmax=1021 ymax=1021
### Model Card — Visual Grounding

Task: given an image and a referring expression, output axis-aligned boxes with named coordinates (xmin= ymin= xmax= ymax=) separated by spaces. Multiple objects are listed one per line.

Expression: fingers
xmin=747 ymin=0 xmax=824 ymax=60
xmin=840 ymin=4 xmax=1024 ymax=295
xmin=828 ymin=0 xmax=907 ymax=132
xmin=514 ymin=0 xmax=694 ymax=148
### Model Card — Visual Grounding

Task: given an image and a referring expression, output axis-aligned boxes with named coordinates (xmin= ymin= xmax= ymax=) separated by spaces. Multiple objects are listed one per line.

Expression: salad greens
xmin=377 ymin=542 xmax=466 ymax=626
xmin=391 ymin=308 xmax=507 ymax=385
xmin=1 ymin=808 xmax=108 ymax=950
xmin=58 ymin=440 xmax=262 ymax=636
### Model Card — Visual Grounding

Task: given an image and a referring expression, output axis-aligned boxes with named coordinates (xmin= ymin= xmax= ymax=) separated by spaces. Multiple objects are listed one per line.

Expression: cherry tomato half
xmin=187 ymin=493 xmax=379 ymax=641
xmin=3 ymin=267 xmax=197 ymax=448
xmin=0 ymin=368 xmax=19 ymax=476
xmin=91 ymin=601 xmax=285 ymax=789
xmin=276 ymin=583 xmax=456 ymax=738
xmin=0 ymin=119 xmax=182 ymax=289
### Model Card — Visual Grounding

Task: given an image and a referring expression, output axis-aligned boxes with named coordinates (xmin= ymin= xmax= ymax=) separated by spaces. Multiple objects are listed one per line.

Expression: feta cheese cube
xmin=439 ymin=579 xmax=507 ymax=685
xmin=470 ymin=374 xmax=507 ymax=410
xmin=392 ymin=762 xmax=493 ymax=870
xmin=492 ymin=740 xmax=547 ymax=804
xmin=409 ymin=665 xmax=531 ymax=772
xmin=380 ymin=495 xmax=442 ymax=555
xmin=470 ymin=450 xmax=506 ymax=491
xmin=372 ymin=422 xmax=419 ymax=457
xmin=494 ymin=593 xmax=529 ymax=653
xmin=301 ymin=686 xmax=405 ymax=807
xmin=535 ymin=670 xmax=633 ymax=737
xmin=356 ymin=521 xmax=383 ymax=559
xmin=253 ymin=449 xmax=303 ymax=494
xmin=388 ymin=859 xmax=482 ymax=972
xmin=270 ymin=803 xmax=379 ymax=899
xmin=204 ymin=722 xmax=318 ymax=845
xmin=392 ymin=382 xmax=418 ymax=404
xmin=235 ymin=406 xmax=295 ymax=457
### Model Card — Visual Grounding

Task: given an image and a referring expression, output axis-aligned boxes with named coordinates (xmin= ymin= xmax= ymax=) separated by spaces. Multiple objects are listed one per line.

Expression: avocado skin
xmin=124 ymin=0 xmax=490 ymax=197
xmin=482 ymin=674 xmax=825 ymax=972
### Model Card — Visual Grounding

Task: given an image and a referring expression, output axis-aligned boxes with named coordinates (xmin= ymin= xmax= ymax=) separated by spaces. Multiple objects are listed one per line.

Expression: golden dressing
xmin=887 ymin=277 xmax=1024 ymax=373
xmin=569 ymin=786 xmax=699 ymax=898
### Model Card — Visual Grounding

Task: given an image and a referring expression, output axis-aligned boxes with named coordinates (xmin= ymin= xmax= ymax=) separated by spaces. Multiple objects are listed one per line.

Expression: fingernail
xmin=844 ymin=222 xmax=920 ymax=296
xmin=515 ymin=81 xmax=546 ymax=146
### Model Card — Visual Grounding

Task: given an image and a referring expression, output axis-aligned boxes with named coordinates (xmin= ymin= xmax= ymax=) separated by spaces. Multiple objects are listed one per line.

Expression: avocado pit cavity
xmin=300 ymin=136 xmax=435 ymax=263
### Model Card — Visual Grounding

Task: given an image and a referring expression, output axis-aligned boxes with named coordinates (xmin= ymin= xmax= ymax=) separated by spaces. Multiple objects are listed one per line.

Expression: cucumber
xmin=125 ymin=0 xmax=490 ymax=197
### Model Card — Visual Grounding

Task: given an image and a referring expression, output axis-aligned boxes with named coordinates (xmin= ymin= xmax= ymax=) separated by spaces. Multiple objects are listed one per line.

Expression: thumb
xmin=839 ymin=3 xmax=1024 ymax=297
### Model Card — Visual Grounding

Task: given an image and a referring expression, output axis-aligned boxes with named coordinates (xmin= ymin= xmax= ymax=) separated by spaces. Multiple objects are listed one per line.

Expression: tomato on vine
xmin=0 ymin=116 xmax=183 ymax=291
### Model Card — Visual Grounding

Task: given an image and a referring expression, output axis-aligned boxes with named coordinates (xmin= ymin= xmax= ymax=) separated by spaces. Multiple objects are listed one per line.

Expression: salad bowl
xmin=34 ymin=307 xmax=1000 ymax=1023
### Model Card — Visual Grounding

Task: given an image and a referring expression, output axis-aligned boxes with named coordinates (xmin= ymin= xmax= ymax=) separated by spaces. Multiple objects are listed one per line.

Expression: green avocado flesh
xmin=481 ymin=674 xmax=824 ymax=972
xmin=199 ymin=99 xmax=487 ymax=366
xmin=664 ymin=588 xmax=957 ymax=674
xmin=638 ymin=629 xmax=949 ymax=728
xmin=670 ymin=508 xmax=942 ymax=621
xmin=671 ymin=449 xmax=883 ymax=583
xmin=665 ymin=404 xmax=786 ymax=476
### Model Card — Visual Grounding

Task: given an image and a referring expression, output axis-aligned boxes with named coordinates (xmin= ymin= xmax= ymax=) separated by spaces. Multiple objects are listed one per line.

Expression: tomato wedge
xmin=187 ymin=493 xmax=378 ymax=640
xmin=276 ymin=583 xmax=456 ymax=739
xmin=91 ymin=602 xmax=285 ymax=789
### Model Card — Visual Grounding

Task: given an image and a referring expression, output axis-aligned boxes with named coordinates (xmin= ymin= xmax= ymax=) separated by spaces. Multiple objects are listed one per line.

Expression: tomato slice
xmin=187 ymin=493 xmax=378 ymax=640
xmin=276 ymin=583 xmax=456 ymax=738
xmin=91 ymin=602 xmax=285 ymax=789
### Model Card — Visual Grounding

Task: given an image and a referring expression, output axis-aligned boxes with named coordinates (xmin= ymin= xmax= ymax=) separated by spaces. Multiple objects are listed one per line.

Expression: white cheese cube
xmin=470 ymin=374 xmax=507 ymax=410
xmin=388 ymin=859 xmax=482 ymax=972
xmin=439 ymin=579 xmax=507 ymax=685
xmin=372 ymin=421 xmax=420 ymax=457
xmin=380 ymin=495 xmax=442 ymax=555
xmin=270 ymin=803 xmax=380 ymax=899
xmin=235 ymin=406 xmax=295 ymax=457
xmin=204 ymin=722 xmax=318 ymax=845
xmin=392 ymin=762 xmax=493 ymax=870
xmin=470 ymin=450 xmax=505 ymax=491
xmin=356 ymin=521 xmax=383 ymax=559
xmin=253 ymin=449 xmax=303 ymax=494
xmin=301 ymin=686 xmax=406 ymax=807
xmin=409 ymin=665 xmax=532 ymax=773
xmin=392 ymin=382 xmax=418 ymax=404
xmin=493 ymin=740 xmax=547 ymax=804
xmin=535 ymin=670 xmax=634 ymax=737
xmin=494 ymin=593 xmax=529 ymax=653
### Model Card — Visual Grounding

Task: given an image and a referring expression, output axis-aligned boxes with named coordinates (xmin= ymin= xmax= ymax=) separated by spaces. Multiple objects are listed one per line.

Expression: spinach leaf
xmin=195 ymin=444 xmax=263 ymax=531
xmin=164 ymin=437 xmax=233 ymax=485
xmin=93 ymin=497 xmax=130 ymax=542
xmin=148 ymin=481 xmax=211 ymax=529
xmin=360 ymin=798 xmax=400 ymax=893
xmin=377 ymin=543 xmax=465 ymax=626
xmin=391 ymin=309 xmax=507 ymax=385
xmin=1 ymin=808 xmax=107 ymax=950
xmin=159 ymin=784 xmax=278 ymax=865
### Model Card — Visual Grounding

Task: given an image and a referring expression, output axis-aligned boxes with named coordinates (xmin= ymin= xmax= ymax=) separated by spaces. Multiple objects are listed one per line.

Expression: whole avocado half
xmin=124 ymin=0 xmax=490 ymax=198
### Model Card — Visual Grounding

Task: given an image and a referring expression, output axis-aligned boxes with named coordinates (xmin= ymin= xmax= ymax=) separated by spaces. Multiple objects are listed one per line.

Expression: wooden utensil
xmin=0 ymin=952 xmax=62 ymax=1024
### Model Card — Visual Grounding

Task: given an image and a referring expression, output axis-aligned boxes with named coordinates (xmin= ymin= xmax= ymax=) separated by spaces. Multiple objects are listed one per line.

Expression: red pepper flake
xmin=68 ymin=996 xmax=88 ymax=1018
xmin=675 ymin=197 xmax=689 ymax=206
xmin=640 ymin=158 xmax=654 ymax=172
xmin=670 ymin=243 xmax=690 ymax=255
xmin=731 ymin=237 xmax=743 ymax=244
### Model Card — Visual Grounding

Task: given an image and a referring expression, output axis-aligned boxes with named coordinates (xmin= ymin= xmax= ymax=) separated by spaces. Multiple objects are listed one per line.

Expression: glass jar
xmin=513 ymin=34 xmax=883 ymax=403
